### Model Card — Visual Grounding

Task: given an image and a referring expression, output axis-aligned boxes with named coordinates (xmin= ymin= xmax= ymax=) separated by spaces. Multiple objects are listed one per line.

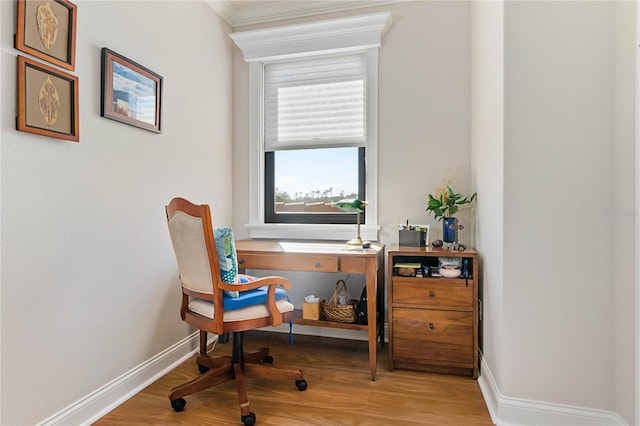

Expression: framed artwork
xmin=15 ymin=0 xmax=77 ymax=71
xmin=17 ymin=55 xmax=79 ymax=142
xmin=101 ymin=48 xmax=163 ymax=133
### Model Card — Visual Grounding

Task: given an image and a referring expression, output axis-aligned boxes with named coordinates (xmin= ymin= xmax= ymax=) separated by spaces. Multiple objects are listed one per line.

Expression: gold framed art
xmin=15 ymin=0 xmax=77 ymax=71
xmin=17 ymin=55 xmax=79 ymax=142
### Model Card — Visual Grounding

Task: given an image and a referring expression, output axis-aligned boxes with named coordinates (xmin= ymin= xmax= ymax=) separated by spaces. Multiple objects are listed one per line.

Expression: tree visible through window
xmin=265 ymin=147 xmax=364 ymax=223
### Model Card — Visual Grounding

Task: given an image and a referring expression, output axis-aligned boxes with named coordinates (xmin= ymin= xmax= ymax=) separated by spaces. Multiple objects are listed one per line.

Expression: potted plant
xmin=426 ymin=186 xmax=477 ymax=243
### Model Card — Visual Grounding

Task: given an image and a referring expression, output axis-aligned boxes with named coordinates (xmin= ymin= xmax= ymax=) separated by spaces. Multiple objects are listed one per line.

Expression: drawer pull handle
xmin=429 ymin=323 xmax=435 ymax=330
xmin=314 ymin=262 xmax=321 ymax=268
xmin=238 ymin=258 xmax=245 ymax=265
xmin=429 ymin=291 xmax=435 ymax=297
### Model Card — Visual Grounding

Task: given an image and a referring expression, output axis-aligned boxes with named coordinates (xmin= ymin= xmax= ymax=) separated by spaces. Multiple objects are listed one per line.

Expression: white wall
xmin=231 ymin=1 xmax=473 ymax=308
xmin=0 ymin=1 xmax=233 ymax=424
xmin=613 ymin=1 xmax=638 ymax=423
xmin=2 ymin=1 xmax=637 ymax=424
xmin=503 ymin=0 xmax=616 ymax=408
xmin=233 ymin=4 xmax=639 ymax=423
xmin=470 ymin=0 xmax=504 ymax=399
xmin=473 ymin=1 xmax=638 ymax=424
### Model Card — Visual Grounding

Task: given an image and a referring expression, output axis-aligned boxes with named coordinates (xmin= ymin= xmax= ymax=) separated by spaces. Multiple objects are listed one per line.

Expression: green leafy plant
xmin=426 ymin=186 xmax=477 ymax=221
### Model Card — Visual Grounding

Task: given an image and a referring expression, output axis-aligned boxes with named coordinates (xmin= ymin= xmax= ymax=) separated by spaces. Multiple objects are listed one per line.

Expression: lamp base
xmin=346 ymin=237 xmax=369 ymax=249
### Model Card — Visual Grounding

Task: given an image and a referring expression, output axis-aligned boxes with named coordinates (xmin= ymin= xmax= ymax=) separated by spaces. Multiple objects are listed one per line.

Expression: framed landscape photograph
xmin=101 ymin=48 xmax=163 ymax=133
xmin=17 ymin=55 xmax=79 ymax=142
xmin=15 ymin=0 xmax=77 ymax=71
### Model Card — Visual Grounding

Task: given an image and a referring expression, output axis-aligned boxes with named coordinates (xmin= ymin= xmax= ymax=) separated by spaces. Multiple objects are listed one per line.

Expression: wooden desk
xmin=235 ymin=240 xmax=385 ymax=380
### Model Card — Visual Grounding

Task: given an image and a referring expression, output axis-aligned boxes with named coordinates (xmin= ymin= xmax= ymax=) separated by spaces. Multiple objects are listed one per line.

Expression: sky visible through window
xmin=274 ymin=147 xmax=359 ymax=201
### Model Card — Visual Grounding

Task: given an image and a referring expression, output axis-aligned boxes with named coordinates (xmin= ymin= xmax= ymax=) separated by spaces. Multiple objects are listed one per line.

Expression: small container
xmin=302 ymin=302 xmax=320 ymax=320
xmin=399 ymin=229 xmax=427 ymax=247
xmin=439 ymin=266 xmax=461 ymax=278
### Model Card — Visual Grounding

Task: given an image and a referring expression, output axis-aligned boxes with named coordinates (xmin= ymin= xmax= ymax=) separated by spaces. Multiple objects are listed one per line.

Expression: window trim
xmin=230 ymin=12 xmax=391 ymax=241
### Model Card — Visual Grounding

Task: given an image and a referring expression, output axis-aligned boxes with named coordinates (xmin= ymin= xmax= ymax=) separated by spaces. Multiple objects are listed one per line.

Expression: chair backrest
xmin=165 ymin=197 xmax=220 ymax=296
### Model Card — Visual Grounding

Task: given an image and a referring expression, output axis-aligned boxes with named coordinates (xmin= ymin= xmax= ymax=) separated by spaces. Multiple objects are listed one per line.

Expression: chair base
xmin=169 ymin=331 xmax=306 ymax=423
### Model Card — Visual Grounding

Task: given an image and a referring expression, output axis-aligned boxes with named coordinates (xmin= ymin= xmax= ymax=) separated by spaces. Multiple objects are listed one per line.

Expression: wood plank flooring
xmin=94 ymin=331 xmax=493 ymax=425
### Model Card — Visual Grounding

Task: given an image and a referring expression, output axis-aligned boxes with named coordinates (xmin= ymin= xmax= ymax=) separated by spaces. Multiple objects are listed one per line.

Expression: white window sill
xmin=245 ymin=223 xmax=380 ymax=241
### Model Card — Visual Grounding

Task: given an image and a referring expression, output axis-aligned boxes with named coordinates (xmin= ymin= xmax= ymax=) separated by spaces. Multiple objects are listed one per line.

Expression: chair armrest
xmin=218 ymin=276 xmax=291 ymax=292
xmin=218 ymin=276 xmax=291 ymax=327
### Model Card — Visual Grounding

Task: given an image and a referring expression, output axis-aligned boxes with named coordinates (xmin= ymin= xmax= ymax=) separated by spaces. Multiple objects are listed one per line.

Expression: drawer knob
xmin=238 ymin=258 xmax=245 ymax=265
xmin=315 ymin=262 xmax=321 ymax=268
xmin=429 ymin=323 xmax=435 ymax=330
xmin=429 ymin=291 xmax=435 ymax=297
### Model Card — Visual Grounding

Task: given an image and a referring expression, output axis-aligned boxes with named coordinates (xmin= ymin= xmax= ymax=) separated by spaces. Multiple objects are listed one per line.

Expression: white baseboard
xmin=37 ymin=332 xmax=213 ymax=426
xmin=478 ymin=353 xmax=627 ymax=426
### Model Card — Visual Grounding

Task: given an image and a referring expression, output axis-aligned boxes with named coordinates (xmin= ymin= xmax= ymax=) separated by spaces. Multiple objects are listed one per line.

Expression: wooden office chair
xmin=165 ymin=197 xmax=307 ymax=426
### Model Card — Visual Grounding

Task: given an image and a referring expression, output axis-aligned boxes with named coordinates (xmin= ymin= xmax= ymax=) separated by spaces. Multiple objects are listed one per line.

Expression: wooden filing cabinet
xmin=387 ymin=244 xmax=479 ymax=379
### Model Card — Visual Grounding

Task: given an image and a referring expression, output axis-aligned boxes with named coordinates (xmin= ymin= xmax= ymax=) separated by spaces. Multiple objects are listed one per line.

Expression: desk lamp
xmin=336 ymin=198 xmax=368 ymax=248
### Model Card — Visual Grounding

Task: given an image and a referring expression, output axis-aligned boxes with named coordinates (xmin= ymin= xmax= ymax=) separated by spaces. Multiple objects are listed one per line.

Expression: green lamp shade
xmin=336 ymin=198 xmax=367 ymax=212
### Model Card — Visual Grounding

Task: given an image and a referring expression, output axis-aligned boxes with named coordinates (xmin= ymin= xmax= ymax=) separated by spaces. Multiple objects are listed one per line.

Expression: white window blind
xmin=264 ymin=53 xmax=366 ymax=151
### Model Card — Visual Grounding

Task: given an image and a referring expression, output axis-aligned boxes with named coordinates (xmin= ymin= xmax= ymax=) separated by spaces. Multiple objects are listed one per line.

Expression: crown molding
xmin=205 ymin=1 xmax=236 ymax=26
xmin=229 ymin=11 xmax=392 ymax=62
xmin=206 ymin=0 xmax=400 ymax=27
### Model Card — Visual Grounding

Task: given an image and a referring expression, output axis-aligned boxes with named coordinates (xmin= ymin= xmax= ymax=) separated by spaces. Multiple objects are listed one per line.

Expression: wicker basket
xmin=321 ymin=279 xmax=357 ymax=323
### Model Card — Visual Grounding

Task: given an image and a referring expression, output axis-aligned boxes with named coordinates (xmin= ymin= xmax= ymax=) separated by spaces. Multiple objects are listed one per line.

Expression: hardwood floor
xmin=94 ymin=331 xmax=493 ymax=425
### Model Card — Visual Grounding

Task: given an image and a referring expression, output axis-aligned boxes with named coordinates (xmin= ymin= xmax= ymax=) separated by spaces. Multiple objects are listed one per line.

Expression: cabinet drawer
xmin=237 ymin=253 xmax=339 ymax=273
xmin=393 ymin=308 xmax=473 ymax=367
xmin=392 ymin=279 xmax=472 ymax=308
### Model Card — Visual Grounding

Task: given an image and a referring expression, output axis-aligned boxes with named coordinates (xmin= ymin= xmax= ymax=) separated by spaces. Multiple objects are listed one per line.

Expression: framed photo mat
xmin=16 ymin=55 xmax=79 ymax=142
xmin=101 ymin=48 xmax=163 ymax=133
xmin=15 ymin=0 xmax=77 ymax=71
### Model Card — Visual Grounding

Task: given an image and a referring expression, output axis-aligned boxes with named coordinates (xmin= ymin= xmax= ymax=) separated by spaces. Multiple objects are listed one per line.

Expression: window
xmin=230 ymin=12 xmax=391 ymax=240
xmin=263 ymin=53 xmax=367 ymax=225
xmin=265 ymin=147 xmax=365 ymax=224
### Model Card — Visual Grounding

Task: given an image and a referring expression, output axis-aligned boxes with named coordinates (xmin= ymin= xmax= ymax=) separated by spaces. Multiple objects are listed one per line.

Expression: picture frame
xmin=17 ymin=55 xmax=79 ymax=142
xmin=101 ymin=48 xmax=163 ymax=133
xmin=15 ymin=0 xmax=77 ymax=71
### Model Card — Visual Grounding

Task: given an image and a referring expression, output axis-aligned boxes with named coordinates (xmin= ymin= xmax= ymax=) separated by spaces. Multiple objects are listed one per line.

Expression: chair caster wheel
xmin=295 ymin=379 xmax=308 ymax=391
xmin=262 ymin=355 xmax=274 ymax=364
xmin=170 ymin=398 xmax=186 ymax=412
xmin=198 ymin=365 xmax=209 ymax=374
xmin=241 ymin=412 xmax=256 ymax=425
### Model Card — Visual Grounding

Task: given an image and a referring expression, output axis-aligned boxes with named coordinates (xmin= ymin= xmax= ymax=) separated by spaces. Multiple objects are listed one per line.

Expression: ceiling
xmin=207 ymin=0 xmax=399 ymax=27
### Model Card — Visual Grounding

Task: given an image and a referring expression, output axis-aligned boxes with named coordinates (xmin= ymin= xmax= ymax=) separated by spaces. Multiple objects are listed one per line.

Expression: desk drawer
xmin=392 ymin=279 xmax=472 ymax=308
xmin=392 ymin=308 xmax=473 ymax=367
xmin=237 ymin=253 xmax=339 ymax=273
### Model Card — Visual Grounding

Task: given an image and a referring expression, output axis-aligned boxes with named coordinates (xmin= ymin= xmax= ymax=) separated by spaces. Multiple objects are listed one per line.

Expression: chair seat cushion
xmin=224 ymin=285 xmax=289 ymax=310
xmin=189 ymin=286 xmax=294 ymax=322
